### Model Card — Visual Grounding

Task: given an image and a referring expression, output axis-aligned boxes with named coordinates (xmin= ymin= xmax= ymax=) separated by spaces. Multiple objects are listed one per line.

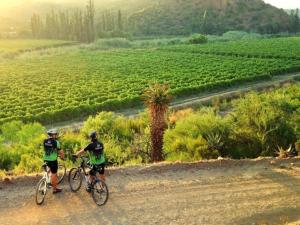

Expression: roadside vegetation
xmin=0 ymin=83 xmax=299 ymax=176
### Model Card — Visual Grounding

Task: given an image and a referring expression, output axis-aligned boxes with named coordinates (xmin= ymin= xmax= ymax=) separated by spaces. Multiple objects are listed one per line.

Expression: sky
xmin=263 ymin=0 xmax=300 ymax=8
xmin=0 ymin=0 xmax=299 ymax=9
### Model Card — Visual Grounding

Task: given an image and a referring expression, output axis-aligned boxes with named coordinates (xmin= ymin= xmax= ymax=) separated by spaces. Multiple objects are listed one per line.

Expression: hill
xmin=0 ymin=0 xmax=298 ymax=37
xmin=124 ymin=0 xmax=295 ymax=35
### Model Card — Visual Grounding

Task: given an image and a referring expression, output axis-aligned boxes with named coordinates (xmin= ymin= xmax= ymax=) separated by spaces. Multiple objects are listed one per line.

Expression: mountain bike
xmin=69 ymin=155 xmax=109 ymax=206
xmin=35 ymin=161 xmax=66 ymax=205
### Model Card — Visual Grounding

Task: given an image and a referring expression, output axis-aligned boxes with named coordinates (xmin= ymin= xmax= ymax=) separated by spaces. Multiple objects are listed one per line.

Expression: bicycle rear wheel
xmin=68 ymin=168 xmax=82 ymax=192
xmin=36 ymin=178 xmax=47 ymax=205
xmin=57 ymin=164 xmax=66 ymax=184
xmin=91 ymin=179 xmax=109 ymax=206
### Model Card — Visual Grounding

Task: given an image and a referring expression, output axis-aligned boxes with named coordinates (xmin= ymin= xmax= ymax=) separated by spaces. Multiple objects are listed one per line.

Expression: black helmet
xmin=47 ymin=129 xmax=58 ymax=137
xmin=89 ymin=131 xmax=97 ymax=139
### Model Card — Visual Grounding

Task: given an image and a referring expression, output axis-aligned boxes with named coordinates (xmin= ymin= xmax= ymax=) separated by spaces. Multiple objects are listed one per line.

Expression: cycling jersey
xmin=84 ymin=140 xmax=105 ymax=165
xmin=43 ymin=138 xmax=61 ymax=161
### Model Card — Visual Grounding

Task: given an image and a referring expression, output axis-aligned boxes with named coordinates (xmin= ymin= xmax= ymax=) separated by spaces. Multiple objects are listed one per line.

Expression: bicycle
xmin=35 ymin=161 xmax=66 ymax=205
xmin=68 ymin=155 xmax=109 ymax=206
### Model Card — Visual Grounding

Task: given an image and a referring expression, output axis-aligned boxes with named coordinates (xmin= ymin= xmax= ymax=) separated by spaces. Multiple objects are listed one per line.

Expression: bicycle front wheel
xmin=57 ymin=164 xmax=66 ymax=184
xmin=68 ymin=168 xmax=82 ymax=192
xmin=91 ymin=179 xmax=109 ymax=206
xmin=36 ymin=178 xmax=47 ymax=205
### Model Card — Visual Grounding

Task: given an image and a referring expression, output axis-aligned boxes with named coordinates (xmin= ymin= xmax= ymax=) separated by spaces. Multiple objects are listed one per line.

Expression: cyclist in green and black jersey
xmin=43 ymin=129 xmax=64 ymax=194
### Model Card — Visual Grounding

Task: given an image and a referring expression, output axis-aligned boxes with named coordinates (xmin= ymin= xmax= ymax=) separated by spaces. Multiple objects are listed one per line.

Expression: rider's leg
xmin=50 ymin=160 xmax=62 ymax=193
xmin=51 ymin=173 xmax=58 ymax=189
xmin=99 ymin=164 xmax=105 ymax=181
xmin=99 ymin=173 xmax=105 ymax=181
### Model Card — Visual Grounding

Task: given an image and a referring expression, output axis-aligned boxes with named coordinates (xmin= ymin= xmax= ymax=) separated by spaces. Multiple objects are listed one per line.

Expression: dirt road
xmin=1 ymin=158 xmax=300 ymax=225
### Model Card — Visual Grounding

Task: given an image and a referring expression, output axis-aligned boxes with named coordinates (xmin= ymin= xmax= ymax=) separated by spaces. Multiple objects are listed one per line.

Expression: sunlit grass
xmin=0 ymin=39 xmax=74 ymax=55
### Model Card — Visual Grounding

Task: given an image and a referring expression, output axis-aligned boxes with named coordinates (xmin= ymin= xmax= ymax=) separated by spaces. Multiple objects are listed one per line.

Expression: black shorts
xmin=44 ymin=160 xmax=58 ymax=174
xmin=89 ymin=164 xmax=105 ymax=176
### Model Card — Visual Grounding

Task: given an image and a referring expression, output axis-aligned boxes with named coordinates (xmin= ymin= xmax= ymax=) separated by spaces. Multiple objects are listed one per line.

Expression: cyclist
xmin=43 ymin=129 xmax=64 ymax=194
xmin=75 ymin=131 xmax=106 ymax=192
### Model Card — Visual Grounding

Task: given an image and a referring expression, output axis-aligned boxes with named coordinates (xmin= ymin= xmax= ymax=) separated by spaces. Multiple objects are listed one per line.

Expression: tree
xmin=31 ymin=14 xmax=43 ymax=38
xmin=86 ymin=0 xmax=95 ymax=43
xmin=117 ymin=10 xmax=123 ymax=31
xmin=142 ymin=84 xmax=172 ymax=162
xmin=291 ymin=8 xmax=300 ymax=33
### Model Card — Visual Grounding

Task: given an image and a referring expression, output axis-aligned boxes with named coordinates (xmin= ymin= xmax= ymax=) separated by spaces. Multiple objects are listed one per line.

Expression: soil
xmin=1 ymin=158 xmax=300 ymax=225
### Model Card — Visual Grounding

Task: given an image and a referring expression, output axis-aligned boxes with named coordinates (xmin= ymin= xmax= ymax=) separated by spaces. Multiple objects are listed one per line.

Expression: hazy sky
xmin=0 ymin=0 xmax=299 ymax=9
xmin=263 ymin=0 xmax=300 ymax=8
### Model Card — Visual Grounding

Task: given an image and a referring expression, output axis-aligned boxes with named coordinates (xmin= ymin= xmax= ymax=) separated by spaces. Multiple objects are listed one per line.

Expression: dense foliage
xmin=0 ymin=37 xmax=299 ymax=124
xmin=162 ymin=37 xmax=300 ymax=59
xmin=164 ymin=84 xmax=300 ymax=160
xmin=0 ymin=84 xmax=299 ymax=174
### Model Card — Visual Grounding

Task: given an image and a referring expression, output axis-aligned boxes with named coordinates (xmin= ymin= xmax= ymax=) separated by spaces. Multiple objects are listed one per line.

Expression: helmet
xmin=89 ymin=131 xmax=97 ymax=139
xmin=47 ymin=129 xmax=58 ymax=137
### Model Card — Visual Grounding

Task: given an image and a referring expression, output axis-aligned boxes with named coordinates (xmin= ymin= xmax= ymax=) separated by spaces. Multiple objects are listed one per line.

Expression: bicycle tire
xmin=57 ymin=164 xmax=66 ymax=184
xmin=68 ymin=168 xmax=82 ymax=192
xmin=36 ymin=178 xmax=47 ymax=205
xmin=91 ymin=179 xmax=109 ymax=206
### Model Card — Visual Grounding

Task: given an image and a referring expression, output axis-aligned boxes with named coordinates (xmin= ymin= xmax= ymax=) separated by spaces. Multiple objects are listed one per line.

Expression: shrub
xmin=164 ymin=108 xmax=230 ymax=160
xmin=81 ymin=112 xmax=117 ymax=139
xmin=85 ymin=38 xmax=132 ymax=50
xmin=0 ymin=147 xmax=20 ymax=171
xmin=16 ymin=122 xmax=45 ymax=145
xmin=188 ymin=34 xmax=208 ymax=44
xmin=60 ymin=131 xmax=84 ymax=155
xmin=0 ymin=121 xmax=24 ymax=143
xmin=228 ymin=91 xmax=297 ymax=158
xmin=15 ymin=154 xmax=43 ymax=174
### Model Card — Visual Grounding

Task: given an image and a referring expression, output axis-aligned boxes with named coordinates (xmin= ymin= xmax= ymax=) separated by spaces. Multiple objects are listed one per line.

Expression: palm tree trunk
xmin=150 ymin=106 xmax=167 ymax=162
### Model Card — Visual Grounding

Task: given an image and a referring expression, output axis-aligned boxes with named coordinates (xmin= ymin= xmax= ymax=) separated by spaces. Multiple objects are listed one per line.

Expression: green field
xmin=0 ymin=37 xmax=300 ymax=124
xmin=162 ymin=37 xmax=300 ymax=59
xmin=0 ymin=39 xmax=74 ymax=56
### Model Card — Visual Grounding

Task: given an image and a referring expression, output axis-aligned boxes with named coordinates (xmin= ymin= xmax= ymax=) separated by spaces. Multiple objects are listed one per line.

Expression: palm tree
xmin=142 ymin=84 xmax=172 ymax=162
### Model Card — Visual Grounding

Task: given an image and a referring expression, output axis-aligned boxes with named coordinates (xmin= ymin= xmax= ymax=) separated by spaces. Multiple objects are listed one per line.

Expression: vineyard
xmin=162 ymin=37 xmax=300 ymax=59
xmin=0 ymin=37 xmax=300 ymax=124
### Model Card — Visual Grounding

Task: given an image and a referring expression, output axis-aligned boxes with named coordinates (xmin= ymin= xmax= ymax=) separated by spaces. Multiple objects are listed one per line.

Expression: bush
xmin=60 ymin=131 xmax=84 ymax=156
xmin=188 ymin=34 xmax=208 ymax=44
xmin=104 ymin=137 xmax=130 ymax=165
xmin=81 ymin=112 xmax=117 ymax=139
xmin=164 ymin=108 xmax=230 ymax=160
xmin=222 ymin=31 xmax=263 ymax=41
xmin=15 ymin=154 xmax=43 ymax=174
xmin=84 ymin=38 xmax=132 ymax=50
xmin=228 ymin=91 xmax=298 ymax=158
xmin=0 ymin=147 xmax=20 ymax=171
xmin=0 ymin=121 xmax=24 ymax=143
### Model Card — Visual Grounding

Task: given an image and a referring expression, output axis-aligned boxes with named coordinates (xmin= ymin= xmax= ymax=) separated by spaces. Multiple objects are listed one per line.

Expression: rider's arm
xmin=76 ymin=149 xmax=85 ymax=157
xmin=56 ymin=140 xmax=65 ymax=159
xmin=59 ymin=149 xmax=65 ymax=159
xmin=76 ymin=143 xmax=91 ymax=157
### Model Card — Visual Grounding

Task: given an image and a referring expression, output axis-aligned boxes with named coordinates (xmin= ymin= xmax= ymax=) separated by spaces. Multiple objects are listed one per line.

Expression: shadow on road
xmin=232 ymin=168 xmax=300 ymax=225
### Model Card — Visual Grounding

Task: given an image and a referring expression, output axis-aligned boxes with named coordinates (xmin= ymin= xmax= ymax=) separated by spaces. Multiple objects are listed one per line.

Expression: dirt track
xmin=1 ymin=158 xmax=300 ymax=225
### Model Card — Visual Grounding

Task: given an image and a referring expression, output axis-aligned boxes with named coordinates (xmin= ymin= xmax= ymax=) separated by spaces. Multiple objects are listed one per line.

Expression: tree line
xmin=31 ymin=0 xmax=127 ymax=43
xmin=30 ymin=0 xmax=300 ymax=42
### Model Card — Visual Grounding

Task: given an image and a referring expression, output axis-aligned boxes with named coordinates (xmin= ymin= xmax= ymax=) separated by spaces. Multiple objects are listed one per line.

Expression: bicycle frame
xmin=42 ymin=164 xmax=51 ymax=186
xmin=74 ymin=157 xmax=105 ymax=187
